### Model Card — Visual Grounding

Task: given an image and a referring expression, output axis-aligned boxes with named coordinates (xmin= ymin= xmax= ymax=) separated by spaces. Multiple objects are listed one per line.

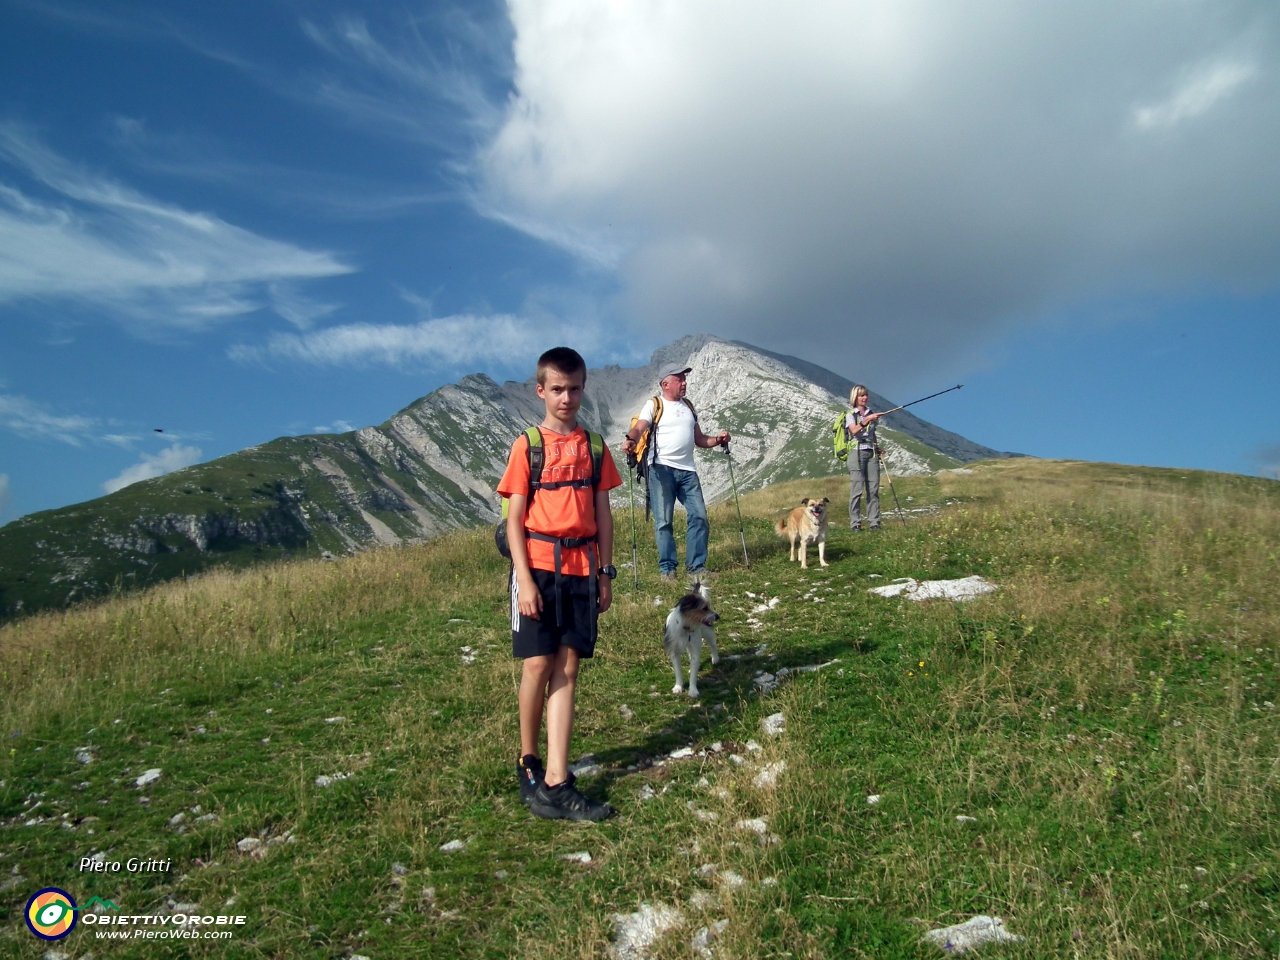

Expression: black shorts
xmin=510 ymin=568 xmax=598 ymax=659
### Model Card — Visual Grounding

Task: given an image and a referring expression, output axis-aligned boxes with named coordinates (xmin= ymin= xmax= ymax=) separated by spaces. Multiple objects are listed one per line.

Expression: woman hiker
xmin=846 ymin=384 xmax=884 ymax=531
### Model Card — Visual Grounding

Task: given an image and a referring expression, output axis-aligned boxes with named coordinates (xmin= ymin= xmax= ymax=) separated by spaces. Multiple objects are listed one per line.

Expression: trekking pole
xmin=627 ymin=462 xmax=640 ymax=591
xmin=878 ymin=448 xmax=909 ymax=530
xmin=720 ymin=441 xmax=750 ymax=568
xmin=877 ymin=384 xmax=964 ymax=418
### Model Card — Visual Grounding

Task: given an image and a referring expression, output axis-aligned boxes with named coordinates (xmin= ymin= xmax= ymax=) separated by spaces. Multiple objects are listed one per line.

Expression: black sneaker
xmin=529 ymin=772 xmax=614 ymax=821
xmin=517 ymin=755 xmax=544 ymax=806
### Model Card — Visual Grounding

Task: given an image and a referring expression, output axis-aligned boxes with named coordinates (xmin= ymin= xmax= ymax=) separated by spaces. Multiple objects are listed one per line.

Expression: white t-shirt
xmin=639 ymin=397 xmax=698 ymax=472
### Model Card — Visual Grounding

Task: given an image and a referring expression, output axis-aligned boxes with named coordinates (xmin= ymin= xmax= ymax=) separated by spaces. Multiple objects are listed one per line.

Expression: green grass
xmin=1 ymin=459 xmax=1277 ymax=957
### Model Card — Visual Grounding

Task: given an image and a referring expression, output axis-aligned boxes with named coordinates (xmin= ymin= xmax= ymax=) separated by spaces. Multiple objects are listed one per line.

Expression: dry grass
xmin=2 ymin=457 xmax=1277 ymax=958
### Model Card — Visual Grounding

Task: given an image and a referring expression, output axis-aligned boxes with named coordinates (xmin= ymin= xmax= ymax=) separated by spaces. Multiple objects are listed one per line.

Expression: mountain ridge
xmin=0 ymin=336 xmax=1014 ymax=619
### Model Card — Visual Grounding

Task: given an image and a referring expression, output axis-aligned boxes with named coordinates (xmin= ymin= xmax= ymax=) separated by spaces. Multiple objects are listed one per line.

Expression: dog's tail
xmin=774 ymin=518 xmax=787 ymax=536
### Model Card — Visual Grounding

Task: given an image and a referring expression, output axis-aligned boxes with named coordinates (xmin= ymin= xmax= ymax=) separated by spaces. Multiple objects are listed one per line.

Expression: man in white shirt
xmin=621 ymin=364 xmax=730 ymax=582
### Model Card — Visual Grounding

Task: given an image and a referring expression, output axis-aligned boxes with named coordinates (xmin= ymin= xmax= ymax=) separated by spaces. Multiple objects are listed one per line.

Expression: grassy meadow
xmin=1 ymin=458 xmax=1277 ymax=958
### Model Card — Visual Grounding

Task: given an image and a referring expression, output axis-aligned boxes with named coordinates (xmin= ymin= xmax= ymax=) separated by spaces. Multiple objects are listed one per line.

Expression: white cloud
xmin=298 ymin=12 xmax=509 ymax=145
xmin=268 ymin=282 xmax=341 ymax=329
xmin=228 ymin=312 xmax=594 ymax=369
xmin=102 ymin=443 xmax=203 ymax=494
xmin=1256 ymin=444 xmax=1280 ymax=480
xmin=312 ymin=419 xmax=357 ymax=434
xmin=475 ymin=1 xmax=1280 ymax=384
xmin=0 ymin=127 xmax=354 ymax=332
xmin=0 ymin=392 xmax=97 ymax=445
xmin=1134 ymin=60 xmax=1256 ymax=130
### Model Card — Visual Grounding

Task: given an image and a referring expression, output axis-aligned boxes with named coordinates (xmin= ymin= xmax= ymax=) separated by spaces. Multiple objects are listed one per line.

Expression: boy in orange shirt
xmin=498 ymin=347 xmax=622 ymax=821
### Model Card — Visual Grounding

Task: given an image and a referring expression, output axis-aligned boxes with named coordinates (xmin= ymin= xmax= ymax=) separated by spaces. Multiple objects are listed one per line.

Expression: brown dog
xmin=775 ymin=497 xmax=830 ymax=569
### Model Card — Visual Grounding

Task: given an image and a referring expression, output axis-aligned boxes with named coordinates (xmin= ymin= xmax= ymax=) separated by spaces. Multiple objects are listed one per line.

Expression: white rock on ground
xmin=75 ymin=749 xmax=94 ymax=765
xmin=314 ymin=773 xmax=351 ymax=788
xmin=134 ymin=769 xmax=162 ymax=788
xmin=610 ymin=903 xmax=684 ymax=960
xmin=692 ymin=919 xmax=730 ymax=958
xmin=868 ymin=576 xmax=996 ymax=602
xmin=570 ymin=755 xmax=604 ymax=777
xmin=761 ymin=713 xmax=785 ymax=736
xmin=920 ymin=915 xmax=1024 ymax=953
xmin=867 ymin=794 xmax=881 ymax=804
xmin=559 ymin=851 xmax=592 ymax=863
xmin=956 ymin=815 xmax=977 ymax=823
xmin=236 ymin=838 xmax=262 ymax=853
xmin=668 ymin=746 xmax=695 ymax=760
xmin=619 ymin=704 xmax=634 ymax=720
xmin=735 ymin=818 xmax=768 ymax=834
xmin=439 ymin=839 xmax=466 ymax=852
xmin=775 ymin=659 xmax=841 ymax=677
xmin=752 ymin=761 xmax=787 ymax=790
xmin=323 ymin=716 xmax=346 ymax=724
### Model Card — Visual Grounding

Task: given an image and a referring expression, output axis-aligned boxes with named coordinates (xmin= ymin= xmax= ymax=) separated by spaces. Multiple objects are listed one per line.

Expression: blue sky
xmin=1 ymin=0 xmax=1278 ymax=525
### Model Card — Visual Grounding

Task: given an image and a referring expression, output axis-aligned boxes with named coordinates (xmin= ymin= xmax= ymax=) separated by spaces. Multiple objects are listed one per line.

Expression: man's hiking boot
xmin=517 ymin=754 xmax=544 ymax=807
xmin=659 ymin=571 xmax=678 ymax=585
xmin=529 ymin=772 xmax=614 ymax=822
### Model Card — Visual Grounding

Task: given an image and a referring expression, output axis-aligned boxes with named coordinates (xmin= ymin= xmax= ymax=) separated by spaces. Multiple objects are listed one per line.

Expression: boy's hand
xmin=517 ymin=573 xmax=543 ymax=620
xmin=598 ymin=577 xmax=612 ymax=614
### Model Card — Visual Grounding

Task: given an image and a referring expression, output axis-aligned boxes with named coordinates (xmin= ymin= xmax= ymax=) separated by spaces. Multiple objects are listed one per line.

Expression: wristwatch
xmin=600 ymin=565 xmax=618 ymax=580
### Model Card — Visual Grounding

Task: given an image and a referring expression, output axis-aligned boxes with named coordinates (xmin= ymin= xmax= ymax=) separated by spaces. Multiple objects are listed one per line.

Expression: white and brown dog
xmin=663 ymin=583 xmax=720 ymax=698
xmin=776 ymin=497 xmax=830 ymax=569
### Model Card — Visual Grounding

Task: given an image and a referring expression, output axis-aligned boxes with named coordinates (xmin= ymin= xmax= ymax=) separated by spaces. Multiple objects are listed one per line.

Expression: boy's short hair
xmin=536 ymin=347 xmax=587 ymax=385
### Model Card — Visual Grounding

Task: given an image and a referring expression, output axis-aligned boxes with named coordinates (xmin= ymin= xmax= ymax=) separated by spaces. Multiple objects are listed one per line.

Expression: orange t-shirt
xmin=497 ymin=426 xmax=623 ymax=576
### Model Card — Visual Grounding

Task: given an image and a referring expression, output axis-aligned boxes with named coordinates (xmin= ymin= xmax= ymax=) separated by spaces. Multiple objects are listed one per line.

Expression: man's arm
xmin=621 ymin=419 xmax=650 ymax=456
xmin=594 ymin=487 xmax=613 ymax=614
xmin=694 ymin=423 xmax=731 ymax=448
xmin=506 ymin=494 xmax=543 ymax=620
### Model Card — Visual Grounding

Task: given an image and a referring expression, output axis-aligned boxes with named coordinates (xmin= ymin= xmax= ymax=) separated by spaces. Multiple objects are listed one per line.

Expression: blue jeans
xmin=648 ymin=464 xmax=709 ymax=575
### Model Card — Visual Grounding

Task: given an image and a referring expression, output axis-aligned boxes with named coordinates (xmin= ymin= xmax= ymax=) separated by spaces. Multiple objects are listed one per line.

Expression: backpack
xmin=832 ymin=413 xmax=851 ymax=462
xmin=627 ymin=396 xmax=697 ymax=478
xmin=495 ymin=426 xmax=605 ymax=559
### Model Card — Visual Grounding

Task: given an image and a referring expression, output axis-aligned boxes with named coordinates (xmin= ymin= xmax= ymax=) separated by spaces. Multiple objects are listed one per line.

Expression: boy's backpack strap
xmin=524 ymin=426 xmax=545 ymax=493
xmin=586 ymin=430 xmax=604 ymax=489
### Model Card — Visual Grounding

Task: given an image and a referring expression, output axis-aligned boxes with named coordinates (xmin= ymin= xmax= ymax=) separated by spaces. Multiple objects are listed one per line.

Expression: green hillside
xmin=1 ymin=459 xmax=1276 ymax=958
xmin=0 ymin=429 xmax=486 ymax=621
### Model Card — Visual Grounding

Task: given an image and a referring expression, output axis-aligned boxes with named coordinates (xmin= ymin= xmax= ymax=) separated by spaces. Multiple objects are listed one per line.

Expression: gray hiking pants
xmin=849 ymin=449 xmax=880 ymax=529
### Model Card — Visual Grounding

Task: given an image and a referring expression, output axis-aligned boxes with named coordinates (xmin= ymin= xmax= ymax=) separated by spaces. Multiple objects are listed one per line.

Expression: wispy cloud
xmin=312 ymin=419 xmax=357 ymax=434
xmin=0 ymin=392 xmax=97 ymax=445
xmin=228 ymin=313 xmax=593 ymax=369
xmin=268 ymin=282 xmax=341 ymax=330
xmin=1256 ymin=444 xmax=1280 ymax=481
xmin=102 ymin=442 xmax=202 ymax=494
xmin=1134 ymin=59 xmax=1256 ymax=131
xmin=298 ymin=12 xmax=509 ymax=147
xmin=0 ymin=126 xmax=354 ymax=332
